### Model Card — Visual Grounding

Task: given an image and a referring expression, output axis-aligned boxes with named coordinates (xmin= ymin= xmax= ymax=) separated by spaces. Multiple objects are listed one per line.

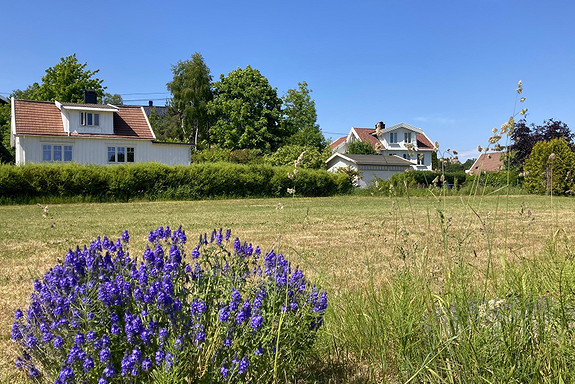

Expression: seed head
xmin=549 ymin=153 xmax=556 ymax=161
xmin=517 ymin=80 xmax=523 ymax=94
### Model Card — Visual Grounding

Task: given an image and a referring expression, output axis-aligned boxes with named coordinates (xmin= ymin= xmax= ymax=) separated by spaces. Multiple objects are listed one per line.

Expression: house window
xmin=389 ymin=132 xmax=398 ymax=143
xmin=417 ymin=153 xmax=424 ymax=165
xmin=404 ymin=132 xmax=412 ymax=143
xmin=127 ymin=147 xmax=135 ymax=162
xmin=108 ymin=146 xmax=135 ymax=163
xmin=64 ymin=146 xmax=72 ymax=162
xmin=53 ymin=145 xmax=62 ymax=161
xmin=403 ymin=153 xmax=411 ymax=160
xmin=42 ymin=144 xmax=72 ymax=162
xmin=81 ymin=112 xmax=100 ymax=126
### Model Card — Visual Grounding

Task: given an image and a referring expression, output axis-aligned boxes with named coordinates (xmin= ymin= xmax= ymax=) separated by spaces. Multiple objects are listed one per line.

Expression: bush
xmin=11 ymin=227 xmax=327 ymax=383
xmin=523 ymin=138 xmax=575 ymax=194
xmin=346 ymin=141 xmax=375 ymax=155
xmin=190 ymin=148 xmax=263 ymax=165
xmin=0 ymin=163 xmax=352 ymax=204
xmin=265 ymin=145 xmax=329 ymax=169
xmin=463 ymin=171 xmax=522 ymax=188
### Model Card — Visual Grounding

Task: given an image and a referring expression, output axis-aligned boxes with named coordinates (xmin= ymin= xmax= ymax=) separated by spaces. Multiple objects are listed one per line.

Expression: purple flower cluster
xmin=11 ymin=226 xmax=327 ymax=383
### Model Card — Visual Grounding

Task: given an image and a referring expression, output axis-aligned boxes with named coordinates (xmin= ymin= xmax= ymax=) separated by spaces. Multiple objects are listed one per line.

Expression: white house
xmin=326 ymin=153 xmax=414 ymax=188
xmin=327 ymin=122 xmax=436 ymax=186
xmin=10 ymin=96 xmax=192 ymax=166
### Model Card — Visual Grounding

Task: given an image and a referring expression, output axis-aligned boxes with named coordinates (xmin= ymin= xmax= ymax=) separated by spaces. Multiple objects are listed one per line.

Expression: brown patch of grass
xmin=0 ymin=194 xmax=573 ymax=381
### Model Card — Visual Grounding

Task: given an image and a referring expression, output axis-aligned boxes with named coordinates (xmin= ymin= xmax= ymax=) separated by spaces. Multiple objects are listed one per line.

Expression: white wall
xmin=326 ymin=156 xmax=411 ymax=187
xmin=15 ymin=136 xmax=191 ymax=166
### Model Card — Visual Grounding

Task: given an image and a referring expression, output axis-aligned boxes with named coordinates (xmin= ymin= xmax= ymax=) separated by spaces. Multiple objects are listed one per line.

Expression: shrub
xmin=190 ymin=148 xmax=263 ymax=165
xmin=346 ymin=141 xmax=375 ymax=155
xmin=0 ymin=163 xmax=352 ymax=204
xmin=265 ymin=145 xmax=329 ymax=169
xmin=523 ymin=138 xmax=575 ymax=194
xmin=11 ymin=227 xmax=327 ymax=383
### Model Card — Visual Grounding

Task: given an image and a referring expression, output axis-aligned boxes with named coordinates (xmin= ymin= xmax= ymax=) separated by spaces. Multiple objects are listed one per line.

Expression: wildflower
xmin=221 ymin=362 xmax=229 ymax=379
xmin=142 ymin=357 xmax=152 ymax=371
xmin=239 ymin=356 xmax=249 ymax=374
xmin=155 ymin=350 xmax=165 ymax=365
xmin=287 ymin=188 xmax=296 ymax=195
xmin=53 ymin=336 xmax=64 ymax=349
xmin=488 ymin=135 xmax=501 ymax=144
xmin=250 ymin=314 xmax=263 ymax=330
xmin=83 ymin=356 xmax=94 ymax=373
xmin=14 ymin=309 xmax=23 ymax=320
xmin=549 ymin=153 xmax=556 ymax=161
xmin=100 ymin=347 xmax=111 ymax=362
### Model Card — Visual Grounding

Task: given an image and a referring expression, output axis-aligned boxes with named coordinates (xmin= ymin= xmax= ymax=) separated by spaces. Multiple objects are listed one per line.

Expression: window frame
xmin=81 ymin=112 xmax=100 ymax=126
xmin=389 ymin=132 xmax=398 ymax=144
xmin=108 ymin=146 xmax=135 ymax=163
xmin=404 ymin=132 xmax=412 ymax=144
xmin=42 ymin=144 xmax=72 ymax=162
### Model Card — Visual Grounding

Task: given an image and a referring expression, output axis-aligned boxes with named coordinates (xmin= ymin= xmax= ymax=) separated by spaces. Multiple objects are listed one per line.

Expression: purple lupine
xmin=238 ymin=356 xmax=249 ymax=374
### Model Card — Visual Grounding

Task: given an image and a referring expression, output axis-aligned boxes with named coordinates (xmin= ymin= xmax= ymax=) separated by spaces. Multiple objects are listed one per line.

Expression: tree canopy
xmin=281 ymin=82 xmax=325 ymax=150
xmin=167 ymin=52 xmax=213 ymax=145
xmin=523 ymin=137 xmax=575 ymax=195
xmin=346 ymin=140 xmax=375 ymax=155
xmin=208 ymin=66 xmax=285 ymax=152
xmin=13 ymin=54 xmax=106 ymax=103
xmin=510 ymin=118 xmax=573 ymax=170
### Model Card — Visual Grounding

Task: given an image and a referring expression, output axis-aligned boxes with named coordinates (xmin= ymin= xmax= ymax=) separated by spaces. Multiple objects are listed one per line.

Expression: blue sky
xmin=2 ymin=0 xmax=574 ymax=160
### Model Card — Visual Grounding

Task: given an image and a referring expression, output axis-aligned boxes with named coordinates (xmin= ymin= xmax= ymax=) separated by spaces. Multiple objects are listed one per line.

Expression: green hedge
xmin=0 ymin=162 xmax=352 ymax=204
xmin=389 ymin=171 xmax=468 ymax=187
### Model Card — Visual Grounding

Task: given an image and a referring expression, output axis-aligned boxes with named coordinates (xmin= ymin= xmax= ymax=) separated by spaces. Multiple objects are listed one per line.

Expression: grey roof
xmin=143 ymin=105 xmax=168 ymax=117
xmin=343 ymin=154 xmax=413 ymax=166
xmin=0 ymin=95 xmax=8 ymax=104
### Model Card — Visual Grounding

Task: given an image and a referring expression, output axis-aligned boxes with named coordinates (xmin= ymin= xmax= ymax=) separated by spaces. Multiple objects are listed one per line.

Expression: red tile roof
xmin=13 ymin=100 xmax=154 ymax=140
xmin=113 ymin=106 xmax=155 ymax=139
xmin=352 ymin=128 xmax=380 ymax=148
xmin=467 ymin=152 xmax=504 ymax=175
xmin=14 ymin=100 xmax=67 ymax=136
xmin=330 ymin=136 xmax=347 ymax=149
xmin=416 ymin=133 xmax=434 ymax=149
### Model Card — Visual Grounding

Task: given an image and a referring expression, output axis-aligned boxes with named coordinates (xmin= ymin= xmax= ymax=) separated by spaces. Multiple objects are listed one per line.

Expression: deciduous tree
xmin=208 ymin=66 xmax=284 ymax=152
xmin=281 ymin=82 xmax=325 ymax=150
xmin=167 ymin=52 xmax=213 ymax=145
xmin=13 ymin=54 xmax=105 ymax=103
xmin=510 ymin=118 xmax=573 ymax=170
xmin=523 ymin=137 xmax=575 ymax=195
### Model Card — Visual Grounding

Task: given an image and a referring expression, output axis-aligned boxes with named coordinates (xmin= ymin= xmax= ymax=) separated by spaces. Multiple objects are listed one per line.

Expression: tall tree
xmin=510 ymin=118 xmax=573 ymax=170
xmin=509 ymin=119 xmax=536 ymax=169
xmin=208 ymin=66 xmax=284 ymax=152
xmin=103 ymin=93 xmax=123 ymax=105
xmin=281 ymin=81 xmax=325 ymax=150
xmin=523 ymin=137 xmax=575 ymax=195
xmin=13 ymin=54 xmax=105 ymax=103
xmin=167 ymin=52 xmax=213 ymax=145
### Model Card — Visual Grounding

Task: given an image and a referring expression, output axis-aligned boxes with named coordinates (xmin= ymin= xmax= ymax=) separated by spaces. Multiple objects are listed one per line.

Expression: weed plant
xmin=322 ymin=81 xmax=575 ymax=382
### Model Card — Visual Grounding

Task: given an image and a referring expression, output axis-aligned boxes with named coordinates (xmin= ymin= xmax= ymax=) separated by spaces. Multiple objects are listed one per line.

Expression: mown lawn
xmin=1 ymin=194 xmax=574 ymax=382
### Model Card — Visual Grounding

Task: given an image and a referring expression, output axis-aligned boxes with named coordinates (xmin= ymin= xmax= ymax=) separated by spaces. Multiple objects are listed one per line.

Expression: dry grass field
xmin=1 ymin=194 xmax=574 ymax=382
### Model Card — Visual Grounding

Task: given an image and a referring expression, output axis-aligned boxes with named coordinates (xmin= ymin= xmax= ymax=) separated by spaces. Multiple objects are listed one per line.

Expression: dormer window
xmin=81 ymin=112 xmax=99 ymax=126
xmin=389 ymin=132 xmax=398 ymax=143
xmin=404 ymin=132 xmax=412 ymax=143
